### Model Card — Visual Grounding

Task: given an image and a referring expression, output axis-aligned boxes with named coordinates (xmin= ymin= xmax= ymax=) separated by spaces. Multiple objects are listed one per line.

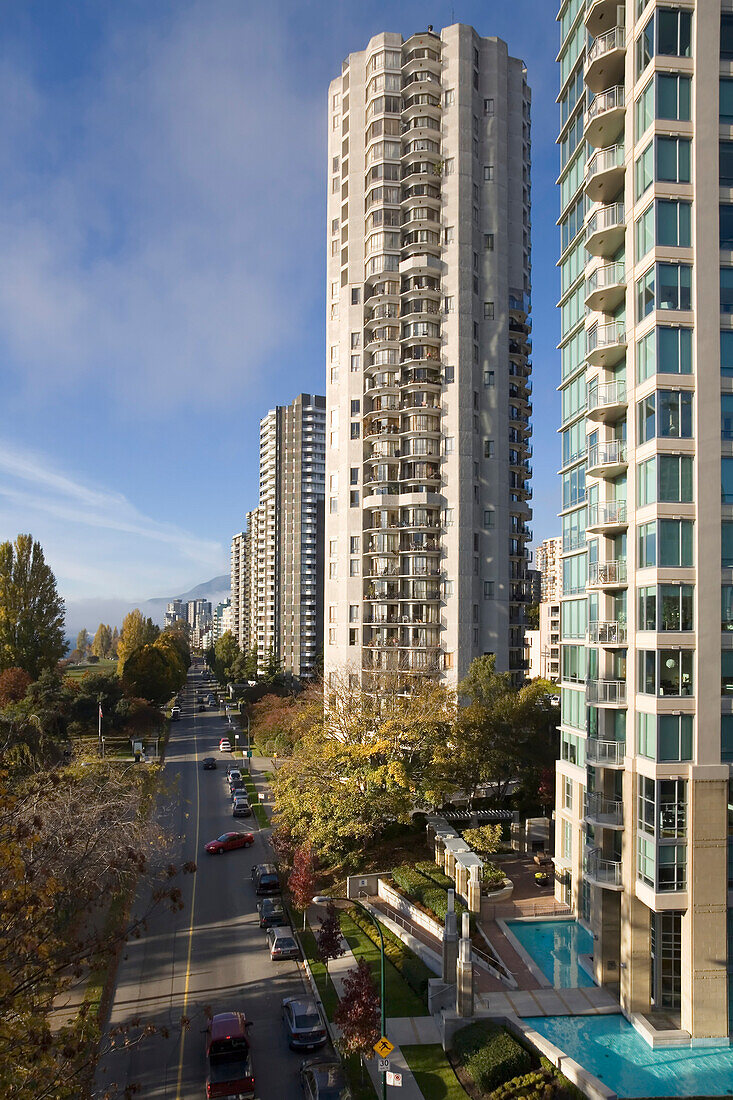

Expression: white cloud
xmin=0 ymin=442 xmax=226 ymax=600
xmin=0 ymin=1 xmax=325 ymax=411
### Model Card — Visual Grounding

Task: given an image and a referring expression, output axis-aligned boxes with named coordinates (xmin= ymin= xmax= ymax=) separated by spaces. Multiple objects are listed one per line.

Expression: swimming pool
xmin=526 ymin=1014 xmax=733 ymax=1097
xmin=505 ymin=919 xmax=595 ymax=988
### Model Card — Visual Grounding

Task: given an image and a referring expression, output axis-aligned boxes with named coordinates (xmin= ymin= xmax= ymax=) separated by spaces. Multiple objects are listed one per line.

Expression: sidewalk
xmin=310 ymin=906 xmax=431 ymax=1100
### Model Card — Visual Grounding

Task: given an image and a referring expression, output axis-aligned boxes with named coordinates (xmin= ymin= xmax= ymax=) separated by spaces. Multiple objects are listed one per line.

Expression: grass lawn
xmin=252 ymin=804 xmax=269 ymax=827
xmin=338 ymin=913 xmax=428 ymax=1018
xmin=64 ymin=659 xmax=117 ymax=681
xmin=401 ymin=1045 xmax=467 ymax=1100
xmin=300 ymin=926 xmax=339 ymax=1019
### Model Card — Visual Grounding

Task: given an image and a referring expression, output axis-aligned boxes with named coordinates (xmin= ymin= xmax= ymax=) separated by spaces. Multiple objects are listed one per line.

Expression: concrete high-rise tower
xmin=555 ymin=0 xmax=730 ymax=1040
xmin=324 ymin=24 xmax=533 ymax=692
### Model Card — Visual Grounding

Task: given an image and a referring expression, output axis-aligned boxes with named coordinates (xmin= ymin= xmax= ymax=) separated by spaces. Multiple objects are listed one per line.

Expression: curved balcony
xmin=585 ymin=202 xmax=625 ymax=258
xmin=586 ymin=738 xmax=626 ymax=768
xmin=585 ymin=86 xmax=625 ymax=148
xmin=586 ymin=502 xmax=627 ymax=533
xmin=365 ymin=372 xmax=399 ymax=395
xmin=585 ymin=0 xmax=622 ymax=38
xmin=587 ymin=379 xmax=627 ymax=422
xmin=587 ymin=320 xmax=627 ymax=367
xmin=585 ymin=262 xmax=626 ymax=313
xmin=586 ymin=144 xmax=624 ymax=204
xmin=587 ymin=558 xmax=628 ymax=587
xmin=584 ymin=793 xmax=624 ymax=830
xmin=585 ymin=849 xmax=623 ymax=891
xmin=586 ymin=439 xmax=627 ymax=478
xmin=588 ymin=620 xmax=627 ymax=645
xmin=586 ymin=680 xmax=627 ymax=707
xmin=585 ymin=26 xmax=626 ymax=93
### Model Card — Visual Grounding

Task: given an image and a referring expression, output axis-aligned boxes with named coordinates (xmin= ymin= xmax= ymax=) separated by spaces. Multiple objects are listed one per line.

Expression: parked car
xmin=225 ymin=763 xmax=239 ymax=778
xmin=257 ymin=897 xmax=287 ymax=928
xmin=299 ymin=1057 xmax=350 ymax=1100
xmin=230 ymin=782 xmax=246 ymax=799
xmin=170 ymin=707 xmax=181 ymax=721
xmin=205 ymin=832 xmax=254 ymax=854
xmin=219 ymin=739 xmax=232 ymax=753
xmin=266 ymin=927 xmax=299 ymax=960
xmin=202 ymin=757 xmax=217 ymax=770
xmin=282 ymin=996 xmax=327 ymax=1051
xmin=198 ymin=704 xmax=206 ymax=712
xmin=205 ymin=1011 xmax=254 ymax=1098
xmin=251 ymin=863 xmax=280 ymax=895
xmin=232 ymin=799 xmax=252 ymax=818
xmin=227 ymin=769 xmax=242 ymax=786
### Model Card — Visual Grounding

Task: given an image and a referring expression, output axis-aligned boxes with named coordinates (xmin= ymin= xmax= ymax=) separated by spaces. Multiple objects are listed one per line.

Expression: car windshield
xmin=277 ymin=937 xmax=295 ymax=949
xmin=295 ymin=1011 xmax=320 ymax=1028
xmin=261 ymin=874 xmax=278 ymax=883
xmin=217 ymin=834 xmax=231 ymax=842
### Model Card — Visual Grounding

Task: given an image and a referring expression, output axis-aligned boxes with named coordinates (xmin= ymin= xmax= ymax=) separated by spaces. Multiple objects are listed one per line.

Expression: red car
xmin=205 ymin=832 xmax=254 ymax=854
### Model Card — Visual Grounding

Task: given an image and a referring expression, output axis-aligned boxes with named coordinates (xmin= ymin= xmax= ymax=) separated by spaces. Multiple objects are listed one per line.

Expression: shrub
xmin=482 ymin=863 xmax=506 ymax=889
xmin=490 ymin=1068 xmax=556 ymax=1099
xmin=347 ymin=906 xmax=431 ymax=1001
xmin=414 ymin=861 xmax=455 ymax=889
xmin=454 ymin=1022 xmax=532 ymax=1093
xmin=391 ymin=864 xmax=474 ymax=930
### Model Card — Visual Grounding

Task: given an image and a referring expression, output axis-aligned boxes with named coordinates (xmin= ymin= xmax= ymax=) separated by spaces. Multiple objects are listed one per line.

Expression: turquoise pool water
xmin=526 ymin=1014 xmax=733 ymax=1097
xmin=505 ymin=919 xmax=595 ymax=988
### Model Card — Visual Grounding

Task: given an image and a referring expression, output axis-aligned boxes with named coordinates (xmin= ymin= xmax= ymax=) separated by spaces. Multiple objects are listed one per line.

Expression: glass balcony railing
xmin=586 ymin=737 xmax=626 ymax=766
xmin=587 ymin=379 xmax=627 ymax=416
xmin=585 ymin=848 xmax=623 ymax=889
xmin=586 ymin=680 xmax=627 ymax=706
xmin=587 ymin=558 xmax=627 ymax=585
xmin=585 ymin=793 xmax=624 ymax=829
xmin=588 ymin=620 xmax=627 ymax=644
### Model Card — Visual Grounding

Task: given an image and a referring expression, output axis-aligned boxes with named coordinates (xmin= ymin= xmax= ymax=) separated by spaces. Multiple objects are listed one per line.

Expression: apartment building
xmin=324 ymin=24 xmax=533 ymax=693
xmin=534 ymin=535 xmax=564 ymax=602
xmin=234 ymin=395 xmax=326 ymax=678
xmin=164 ymin=599 xmax=185 ymax=628
xmin=556 ymin=0 xmax=731 ymax=1040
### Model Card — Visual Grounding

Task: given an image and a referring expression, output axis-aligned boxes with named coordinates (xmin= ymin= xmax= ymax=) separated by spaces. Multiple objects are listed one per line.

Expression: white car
xmin=219 ymin=739 xmax=232 ymax=753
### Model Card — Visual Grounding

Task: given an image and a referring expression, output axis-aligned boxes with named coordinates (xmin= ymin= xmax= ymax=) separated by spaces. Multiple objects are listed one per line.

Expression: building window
xmin=444 ymin=366 xmax=455 ymax=383
xmin=657 ymin=136 xmax=691 ymax=184
xmin=444 ymin=89 xmax=454 ymax=107
xmin=443 ymin=436 xmax=454 ymax=454
xmin=444 ymin=580 xmax=454 ymax=597
xmin=483 ymin=301 xmax=494 ymax=319
xmin=483 ymin=439 xmax=494 ymax=458
xmin=483 ymin=580 xmax=494 ymax=599
xmin=657 ymin=74 xmax=691 ymax=121
xmin=484 ymin=510 xmax=494 ymax=528
xmin=350 ymin=536 xmax=360 ymax=553
xmin=328 ymin=605 xmax=336 ymax=623
xmin=444 ymin=294 xmax=454 ymax=312
xmin=330 ymin=367 xmax=339 ymax=384
xmin=483 ymin=165 xmax=494 ymax=181
xmin=329 ymin=563 xmax=337 ymax=578
xmin=351 ymin=355 xmax=360 ymax=372
xmin=350 ymin=422 xmax=360 ymax=439
xmin=638 ymin=649 xmax=693 ymax=696
xmin=329 ymin=497 xmax=338 ymax=514
xmin=562 ymin=776 xmax=573 ymax=811
xmin=328 ymin=627 xmax=337 ymax=644
xmin=351 ymin=332 xmax=360 ymax=348
xmin=350 ymin=490 xmax=359 ymax=507
xmin=722 ymin=268 xmax=733 ymax=314
xmin=350 ymin=399 xmax=360 ymax=415
xmin=484 ymin=233 xmax=494 ymax=251
xmin=349 ymin=628 xmax=358 ymax=646
xmin=349 ymin=468 xmax=359 ymax=485
xmin=349 ymin=558 xmax=360 ymax=575
xmin=483 ymin=368 xmax=495 ymax=386
xmin=443 ymin=157 xmax=454 ymax=176
xmin=484 ymin=98 xmax=494 ymax=115
xmin=351 ymin=287 xmax=360 ymax=304
xmin=349 ymin=604 xmax=359 ymax=622
xmin=637 ymin=390 xmax=693 ymax=443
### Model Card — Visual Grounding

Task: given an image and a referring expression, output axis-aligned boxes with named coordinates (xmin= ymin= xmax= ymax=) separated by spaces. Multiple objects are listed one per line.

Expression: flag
xmin=99 ymin=703 xmax=103 ymax=720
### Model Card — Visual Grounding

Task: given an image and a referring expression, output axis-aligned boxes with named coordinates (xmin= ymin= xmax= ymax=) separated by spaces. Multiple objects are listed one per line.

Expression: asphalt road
xmin=95 ymin=661 xmax=310 ymax=1100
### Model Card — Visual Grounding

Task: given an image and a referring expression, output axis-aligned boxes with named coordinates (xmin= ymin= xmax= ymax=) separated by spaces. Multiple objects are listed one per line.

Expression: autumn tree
xmin=76 ymin=627 xmax=90 ymax=655
xmin=334 ymin=957 xmax=380 ymax=1060
xmin=0 ymin=534 xmax=67 ymax=678
xmin=0 ymin=763 xmax=193 ymax=1100
xmin=462 ymin=824 xmax=503 ymax=855
xmin=92 ymin=622 xmax=113 ymax=658
xmin=0 ymin=666 xmax=32 ymax=706
xmin=288 ymin=843 xmax=317 ymax=929
xmin=110 ymin=626 xmax=119 ymax=657
xmin=116 ymin=609 xmax=160 ymax=674
xmin=316 ymin=901 xmax=345 ymax=973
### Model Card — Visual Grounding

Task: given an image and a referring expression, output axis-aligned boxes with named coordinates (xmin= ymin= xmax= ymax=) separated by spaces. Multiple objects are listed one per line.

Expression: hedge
xmin=414 ymin=861 xmax=455 ymax=889
xmin=454 ymin=1022 xmax=532 ymax=1093
xmin=490 ymin=1068 xmax=555 ymax=1099
xmin=347 ymin=905 xmax=431 ymax=1001
xmin=391 ymin=864 xmax=475 ymax=931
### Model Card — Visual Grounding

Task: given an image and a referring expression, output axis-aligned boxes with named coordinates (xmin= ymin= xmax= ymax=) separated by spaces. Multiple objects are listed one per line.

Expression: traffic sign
xmin=386 ymin=1071 xmax=402 ymax=1087
xmin=378 ymin=1059 xmax=390 ymax=1073
xmin=374 ymin=1037 xmax=394 ymax=1058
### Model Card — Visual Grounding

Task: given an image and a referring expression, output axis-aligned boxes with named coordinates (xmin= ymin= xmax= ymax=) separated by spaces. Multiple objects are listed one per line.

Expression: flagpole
xmin=98 ymin=695 xmax=102 ymax=757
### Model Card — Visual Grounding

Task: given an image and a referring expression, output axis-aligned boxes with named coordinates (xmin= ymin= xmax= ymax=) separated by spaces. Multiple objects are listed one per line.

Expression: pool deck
xmin=477 ymin=983 xmax=619 ymax=1017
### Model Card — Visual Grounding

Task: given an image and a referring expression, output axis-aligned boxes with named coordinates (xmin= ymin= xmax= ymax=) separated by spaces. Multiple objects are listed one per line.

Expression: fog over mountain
xmin=64 ymin=574 xmax=230 ymax=638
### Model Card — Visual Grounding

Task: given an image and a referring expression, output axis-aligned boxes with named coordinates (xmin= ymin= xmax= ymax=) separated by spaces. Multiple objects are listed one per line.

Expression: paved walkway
xmin=310 ymin=906 xmax=429 ymax=1100
xmin=477 ymin=984 xmax=619 ymax=1017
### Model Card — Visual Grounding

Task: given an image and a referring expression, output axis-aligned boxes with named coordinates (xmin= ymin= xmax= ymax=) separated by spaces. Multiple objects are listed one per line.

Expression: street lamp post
xmin=312 ymin=894 xmax=387 ymax=1100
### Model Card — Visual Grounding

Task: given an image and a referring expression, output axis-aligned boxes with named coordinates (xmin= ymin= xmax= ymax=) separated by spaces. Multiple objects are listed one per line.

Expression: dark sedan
xmin=299 ymin=1057 xmax=350 ymax=1099
xmin=201 ymin=757 xmax=217 ymax=770
xmin=205 ymin=832 xmax=254 ymax=854
xmin=257 ymin=898 xmax=287 ymax=928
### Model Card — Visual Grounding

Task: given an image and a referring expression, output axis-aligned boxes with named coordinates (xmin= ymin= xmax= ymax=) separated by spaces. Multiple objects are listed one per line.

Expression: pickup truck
xmin=205 ymin=1011 xmax=254 ymax=1098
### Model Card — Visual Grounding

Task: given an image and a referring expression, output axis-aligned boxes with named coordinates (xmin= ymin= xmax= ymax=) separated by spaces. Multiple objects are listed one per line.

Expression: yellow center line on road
xmin=176 ymin=698 xmax=201 ymax=1099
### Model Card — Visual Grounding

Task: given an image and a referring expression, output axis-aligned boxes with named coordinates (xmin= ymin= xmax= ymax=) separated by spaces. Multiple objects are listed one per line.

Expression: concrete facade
xmin=534 ymin=536 xmax=564 ymax=602
xmin=324 ymin=24 xmax=533 ymax=693
xmin=555 ymin=0 xmax=731 ymax=1038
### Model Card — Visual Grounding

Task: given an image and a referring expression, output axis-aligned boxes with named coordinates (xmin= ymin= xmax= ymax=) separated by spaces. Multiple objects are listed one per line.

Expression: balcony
xmin=587 ymin=320 xmax=627 ymax=367
xmin=586 ymin=501 xmax=627 ymax=533
xmin=585 ymin=262 xmax=626 ymax=313
xmin=585 ymin=85 xmax=625 ymax=148
xmin=587 ymin=558 xmax=628 ymax=587
xmin=585 ymin=793 xmax=624 ymax=830
xmin=585 ymin=0 xmax=623 ymax=38
xmin=585 ymin=202 xmax=625 ymax=258
xmin=586 ymin=439 xmax=627 ymax=478
xmin=587 ymin=379 xmax=627 ymax=422
xmin=588 ymin=620 xmax=627 ymax=645
xmin=586 ymin=680 xmax=627 ymax=707
xmin=584 ymin=26 xmax=626 ymax=93
xmin=586 ymin=737 xmax=626 ymax=768
xmin=585 ymin=848 xmax=623 ymax=891
xmin=586 ymin=144 xmax=624 ymax=204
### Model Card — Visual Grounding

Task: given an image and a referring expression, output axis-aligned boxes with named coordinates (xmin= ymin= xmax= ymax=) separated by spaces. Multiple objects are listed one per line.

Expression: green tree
xmin=213 ymin=630 xmax=240 ymax=683
xmin=110 ymin=625 xmax=120 ymax=657
xmin=526 ymin=602 xmax=540 ymax=630
xmin=0 ymin=534 xmax=67 ymax=678
xmin=121 ymin=632 xmax=187 ymax=706
xmin=262 ymin=647 xmax=282 ymax=684
xmin=91 ymin=622 xmax=112 ymax=658
xmin=76 ymin=628 xmax=90 ymax=655
xmin=117 ymin=609 xmax=160 ymax=674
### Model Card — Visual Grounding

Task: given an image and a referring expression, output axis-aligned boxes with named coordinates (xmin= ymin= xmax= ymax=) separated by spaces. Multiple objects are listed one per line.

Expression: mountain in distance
xmin=64 ymin=574 xmax=231 ymax=638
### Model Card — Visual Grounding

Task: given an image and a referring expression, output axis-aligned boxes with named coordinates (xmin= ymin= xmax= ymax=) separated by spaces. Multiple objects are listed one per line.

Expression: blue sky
xmin=0 ymin=0 xmax=561 ymax=610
